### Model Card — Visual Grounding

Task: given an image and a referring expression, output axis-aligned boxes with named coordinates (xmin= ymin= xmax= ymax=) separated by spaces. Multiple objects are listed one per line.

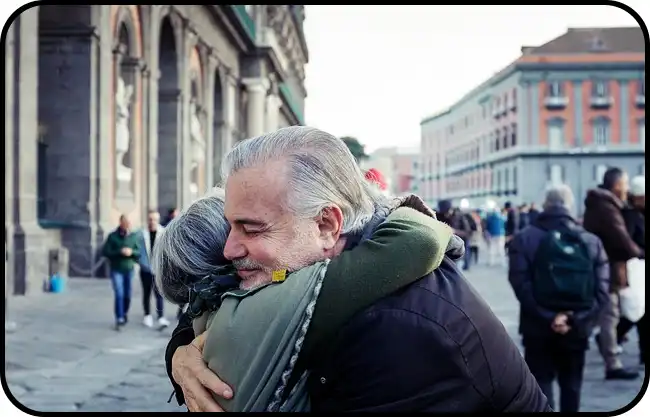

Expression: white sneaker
xmin=158 ymin=317 xmax=170 ymax=328
xmin=143 ymin=315 xmax=154 ymax=328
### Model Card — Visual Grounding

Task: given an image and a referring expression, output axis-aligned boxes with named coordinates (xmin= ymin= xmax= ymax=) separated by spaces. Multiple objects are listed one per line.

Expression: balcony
xmin=590 ymin=95 xmax=613 ymax=108
xmin=635 ymin=94 xmax=645 ymax=108
xmin=544 ymin=96 xmax=569 ymax=109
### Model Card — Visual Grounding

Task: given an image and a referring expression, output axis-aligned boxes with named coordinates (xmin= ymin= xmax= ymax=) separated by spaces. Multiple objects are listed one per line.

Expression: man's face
xmin=223 ymin=160 xmax=339 ymax=289
xmin=119 ymin=216 xmax=131 ymax=231
xmin=147 ymin=212 xmax=160 ymax=230
xmin=614 ymin=173 xmax=630 ymax=201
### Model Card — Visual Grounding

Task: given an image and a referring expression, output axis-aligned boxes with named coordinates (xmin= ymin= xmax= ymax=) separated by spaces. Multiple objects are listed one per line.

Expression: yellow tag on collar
xmin=272 ymin=269 xmax=287 ymax=283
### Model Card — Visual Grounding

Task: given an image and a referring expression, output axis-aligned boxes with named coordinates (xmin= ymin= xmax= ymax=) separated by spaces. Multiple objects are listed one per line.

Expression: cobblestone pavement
xmin=4 ymin=277 xmax=185 ymax=412
xmin=4 ymin=265 xmax=647 ymax=413
xmin=463 ymin=263 xmax=646 ymax=413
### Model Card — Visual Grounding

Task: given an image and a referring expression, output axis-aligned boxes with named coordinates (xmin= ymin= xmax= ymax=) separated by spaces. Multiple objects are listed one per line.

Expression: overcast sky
xmin=303 ymin=3 xmax=648 ymax=153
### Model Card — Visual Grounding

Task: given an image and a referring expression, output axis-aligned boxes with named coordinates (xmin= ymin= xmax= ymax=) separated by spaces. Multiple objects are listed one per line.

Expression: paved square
xmin=4 ymin=265 xmax=646 ymax=412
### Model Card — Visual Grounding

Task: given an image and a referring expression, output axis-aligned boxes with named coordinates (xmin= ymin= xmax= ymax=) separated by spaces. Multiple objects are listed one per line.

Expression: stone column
xmin=145 ymin=11 xmax=160 ymax=215
xmin=5 ymin=21 xmax=15 ymax=298
xmin=140 ymin=66 xmax=151 ymax=219
xmin=12 ymin=9 xmax=46 ymax=293
xmin=218 ymin=67 xmax=237 ymax=180
xmin=242 ymin=78 xmax=269 ymax=138
xmin=265 ymin=93 xmax=282 ymax=133
xmin=92 ymin=5 xmax=114 ymax=278
xmin=179 ymin=27 xmax=196 ymax=208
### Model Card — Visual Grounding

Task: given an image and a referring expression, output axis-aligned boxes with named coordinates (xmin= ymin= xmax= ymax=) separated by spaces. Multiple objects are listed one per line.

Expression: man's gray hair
xmin=543 ymin=183 xmax=575 ymax=213
xmin=151 ymin=188 xmax=230 ymax=305
xmin=221 ymin=126 xmax=383 ymax=234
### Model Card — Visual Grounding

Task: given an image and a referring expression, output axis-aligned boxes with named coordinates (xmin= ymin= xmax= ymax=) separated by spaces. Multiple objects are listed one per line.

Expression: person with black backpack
xmin=508 ymin=184 xmax=610 ymax=412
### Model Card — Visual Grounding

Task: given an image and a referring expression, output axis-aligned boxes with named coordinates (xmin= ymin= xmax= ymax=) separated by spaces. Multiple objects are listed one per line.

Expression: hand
xmin=121 ymin=247 xmax=133 ymax=257
xmin=171 ymin=333 xmax=233 ymax=412
xmin=551 ymin=313 xmax=571 ymax=335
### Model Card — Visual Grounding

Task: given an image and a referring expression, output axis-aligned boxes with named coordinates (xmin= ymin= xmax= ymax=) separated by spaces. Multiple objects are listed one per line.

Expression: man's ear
xmin=316 ymin=206 xmax=343 ymax=250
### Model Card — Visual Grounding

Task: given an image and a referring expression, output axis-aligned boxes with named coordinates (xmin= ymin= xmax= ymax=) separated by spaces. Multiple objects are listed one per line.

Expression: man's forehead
xmin=224 ymin=161 xmax=290 ymax=218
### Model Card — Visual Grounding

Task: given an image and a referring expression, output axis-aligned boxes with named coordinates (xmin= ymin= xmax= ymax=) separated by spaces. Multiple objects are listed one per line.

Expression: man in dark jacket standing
xmin=583 ymin=167 xmax=643 ymax=380
xmin=163 ymin=127 xmax=551 ymax=412
xmin=509 ymin=185 xmax=609 ymax=412
xmin=102 ymin=214 xmax=141 ymax=330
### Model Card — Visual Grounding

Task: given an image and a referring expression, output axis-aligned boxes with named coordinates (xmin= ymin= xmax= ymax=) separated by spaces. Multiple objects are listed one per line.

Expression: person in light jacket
xmin=138 ymin=210 xmax=170 ymax=329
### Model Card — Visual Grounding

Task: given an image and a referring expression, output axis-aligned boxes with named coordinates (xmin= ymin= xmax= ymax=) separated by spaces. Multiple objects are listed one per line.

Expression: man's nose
xmin=223 ymin=232 xmax=247 ymax=260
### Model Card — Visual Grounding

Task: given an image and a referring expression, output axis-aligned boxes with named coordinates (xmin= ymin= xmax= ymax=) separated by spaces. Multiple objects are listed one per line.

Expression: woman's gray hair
xmin=152 ymin=188 xmax=231 ymax=305
xmin=221 ymin=126 xmax=385 ymax=235
xmin=543 ymin=183 xmax=575 ymax=213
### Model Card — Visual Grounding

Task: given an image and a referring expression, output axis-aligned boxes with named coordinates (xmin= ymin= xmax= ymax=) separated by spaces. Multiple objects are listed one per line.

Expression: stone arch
xmin=111 ymin=5 xmax=143 ymax=58
xmin=111 ymin=5 xmax=144 ymax=203
xmin=212 ymin=64 xmax=225 ymax=185
xmin=156 ymin=13 xmax=181 ymax=214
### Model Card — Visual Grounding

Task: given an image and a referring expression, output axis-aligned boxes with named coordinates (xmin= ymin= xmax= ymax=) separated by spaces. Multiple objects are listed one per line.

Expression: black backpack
xmin=531 ymin=225 xmax=595 ymax=312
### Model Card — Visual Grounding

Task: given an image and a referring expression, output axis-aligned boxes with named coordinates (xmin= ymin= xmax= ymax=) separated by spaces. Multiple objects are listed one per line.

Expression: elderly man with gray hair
xmin=508 ymin=184 xmax=610 ymax=412
xmin=164 ymin=126 xmax=551 ymax=412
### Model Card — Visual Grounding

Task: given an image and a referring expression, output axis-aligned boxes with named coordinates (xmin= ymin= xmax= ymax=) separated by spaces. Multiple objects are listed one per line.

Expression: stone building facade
xmin=5 ymin=5 xmax=309 ymax=294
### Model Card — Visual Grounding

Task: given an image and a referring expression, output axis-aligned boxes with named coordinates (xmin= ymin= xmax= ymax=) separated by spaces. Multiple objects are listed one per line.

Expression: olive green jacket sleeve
xmin=302 ymin=206 xmax=453 ymax=359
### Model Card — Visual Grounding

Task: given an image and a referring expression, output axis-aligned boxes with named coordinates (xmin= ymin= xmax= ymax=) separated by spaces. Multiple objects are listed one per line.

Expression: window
xmin=502 ymin=127 xmax=509 ymax=149
xmin=511 ymin=123 xmax=517 ymax=146
xmin=548 ymin=82 xmax=563 ymax=97
xmin=640 ymin=77 xmax=645 ymax=96
xmin=592 ymin=81 xmax=609 ymax=97
xmin=548 ymin=124 xmax=564 ymax=150
xmin=550 ymin=164 xmax=564 ymax=185
xmin=639 ymin=120 xmax=645 ymax=149
xmin=595 ymin=164 xmax=608 ymax=182
xmin=593 ymin=119 xmax=610 ymax=146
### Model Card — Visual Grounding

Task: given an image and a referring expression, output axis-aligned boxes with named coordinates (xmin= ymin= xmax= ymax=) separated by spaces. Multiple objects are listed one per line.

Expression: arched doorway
xmin=212 ymin=68 xmax=224 ymax=185
xmin=157 ymin=16 xmax=180 ymax=213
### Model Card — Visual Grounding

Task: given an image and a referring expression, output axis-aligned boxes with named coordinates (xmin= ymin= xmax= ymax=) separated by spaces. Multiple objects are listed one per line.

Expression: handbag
xmin=619 ymin=258 xmax=645 ymax=322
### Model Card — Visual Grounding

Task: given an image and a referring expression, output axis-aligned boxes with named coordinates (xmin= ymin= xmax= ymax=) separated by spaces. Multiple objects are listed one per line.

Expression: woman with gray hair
xmin=152 ymin=189 xmax=456 ymax=411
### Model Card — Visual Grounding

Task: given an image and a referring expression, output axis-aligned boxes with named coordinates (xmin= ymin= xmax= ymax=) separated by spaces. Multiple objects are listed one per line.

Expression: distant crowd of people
xmin=434 ymin=200 xmax=541 ymax=270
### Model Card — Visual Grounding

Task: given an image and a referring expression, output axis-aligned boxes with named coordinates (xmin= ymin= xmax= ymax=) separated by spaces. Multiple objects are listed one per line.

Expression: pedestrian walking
xmin=617 ymin=175 xmax=646 ymax=366
xmin=137 ymin=210 xmax=170 ymax=330
xmin=102 ymin=214 xmax=140 ymax=330
xmin=485 ymin=208 xmax=506 ymax=266
xmin=508 ymin=184 xmax=610 ymax=412
xmin=583 ymin=167 xmax=643 ymax=380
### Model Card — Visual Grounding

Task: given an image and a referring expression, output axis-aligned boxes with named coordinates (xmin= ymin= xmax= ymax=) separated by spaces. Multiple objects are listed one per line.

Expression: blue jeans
xmin=110 ymin=269 xmax=133 ymax=322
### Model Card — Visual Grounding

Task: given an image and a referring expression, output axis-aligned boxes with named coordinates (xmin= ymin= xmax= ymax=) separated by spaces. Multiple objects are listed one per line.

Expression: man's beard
xmin=232 ymin=258 xmax=274 ymax=289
